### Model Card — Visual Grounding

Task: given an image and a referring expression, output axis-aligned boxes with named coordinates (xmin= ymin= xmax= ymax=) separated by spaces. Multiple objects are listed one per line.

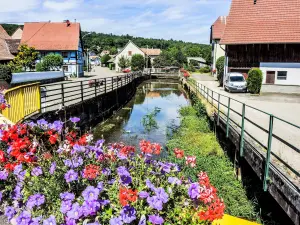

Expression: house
xmin=210 ymin=16 xmax=226 ymax=75
xmin=220 ymin=0 xmax=300 ymax=86
xmin=11 ymin=27 xmax=23 ymax=39
xmin=100 ymin=50 xmax=110 ymax=57
xmin=114 ymin=40 xmax=161 ymax=72
xmin=21 ymin=21 xmax=84 ymax=77
xmin=0 ymin=25 xmax=14 ymax=63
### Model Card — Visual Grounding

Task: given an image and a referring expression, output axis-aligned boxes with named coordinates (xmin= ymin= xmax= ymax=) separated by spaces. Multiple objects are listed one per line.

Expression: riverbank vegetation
xmin=166 ymin=95 xmax=259 ymax=222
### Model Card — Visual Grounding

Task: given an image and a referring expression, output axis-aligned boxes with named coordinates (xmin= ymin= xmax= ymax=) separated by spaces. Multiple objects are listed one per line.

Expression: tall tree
xmin=101 ymin=54 xmax=111 ymax=65
xmin=41 ymin=53 xmax=63 ymax=71
xmin=118 ymin=55 xmax=131 ymax=70
xmin=131 ymin=54 xmax=145 ymax=71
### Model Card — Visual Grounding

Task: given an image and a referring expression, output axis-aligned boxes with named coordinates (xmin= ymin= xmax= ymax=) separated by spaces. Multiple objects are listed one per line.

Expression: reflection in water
xmin=93 ymin=80 xmax=190 ymax=147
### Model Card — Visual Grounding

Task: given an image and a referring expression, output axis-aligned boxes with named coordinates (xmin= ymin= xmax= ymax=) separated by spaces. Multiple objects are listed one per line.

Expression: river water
xmin=93 ymin=80 xmax=190 ymax=146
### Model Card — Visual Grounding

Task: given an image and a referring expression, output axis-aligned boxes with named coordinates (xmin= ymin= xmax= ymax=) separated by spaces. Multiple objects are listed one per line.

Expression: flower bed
xmin=0 ymin=118 xmax=224 ymax=225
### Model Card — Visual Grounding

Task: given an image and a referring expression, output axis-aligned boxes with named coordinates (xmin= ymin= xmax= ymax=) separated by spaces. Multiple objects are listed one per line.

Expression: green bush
xmin=247 ymin=68 xmax=263 ymax=94
xmin=131 ymin=54 xmax=145 ymax=71
xmin=35 ymin=62 xmax=46 ymax=72
xmin=167 ymin=98 xmax=258 ymax=221
xmin=0 ymin=64 xmax=12 ymax=82
xmin=42 ymin=53 xmax=63 ymax=71
xmin=187 ymin=64 xmax=196 ymax=72
xmin=199 ymin=66 xmax=210 ymax=74
xmin=101 ymin=54 xmax=111 ymax=65
xmin=216 ymin=56 xmax=225 ymax=85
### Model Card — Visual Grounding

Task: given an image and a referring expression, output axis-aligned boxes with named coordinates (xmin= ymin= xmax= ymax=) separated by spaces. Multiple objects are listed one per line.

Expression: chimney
xmin=64 ymin=20 xmax=71 ymax=27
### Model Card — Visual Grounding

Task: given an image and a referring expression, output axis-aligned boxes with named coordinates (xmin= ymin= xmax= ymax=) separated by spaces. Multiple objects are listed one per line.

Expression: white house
xmin=114 ymin=40 xmax=161 ymax=72
xmin=210 ymin=16 xmax=226 ymax=76
xmin=11 ymin=27 xmax=23 ymax=39
xmin=21 ymin=21 xmax=84 ymax=77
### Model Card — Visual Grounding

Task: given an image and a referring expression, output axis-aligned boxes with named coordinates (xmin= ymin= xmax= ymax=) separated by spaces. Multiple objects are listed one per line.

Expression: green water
xmin=93 ymin=80 xmax=190 ymax=146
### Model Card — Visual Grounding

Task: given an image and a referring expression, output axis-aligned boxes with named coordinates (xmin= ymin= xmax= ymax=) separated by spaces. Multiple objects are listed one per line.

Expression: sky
xmin=0 ymin=0 xmax=231 ymax=44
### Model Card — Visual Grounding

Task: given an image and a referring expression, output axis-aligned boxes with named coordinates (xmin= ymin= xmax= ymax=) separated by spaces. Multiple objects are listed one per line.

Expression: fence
xmin=2 ymin=83 xmax=41 ymax=123
xmin=187 ymin=78 xmax=300 ymax=191
xmin=40 ymin=72 xmax=145 ymax=113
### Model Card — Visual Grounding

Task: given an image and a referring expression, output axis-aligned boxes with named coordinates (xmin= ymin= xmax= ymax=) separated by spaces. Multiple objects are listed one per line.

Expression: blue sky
xmin=0 ymin=0 xmax=231 ymax=44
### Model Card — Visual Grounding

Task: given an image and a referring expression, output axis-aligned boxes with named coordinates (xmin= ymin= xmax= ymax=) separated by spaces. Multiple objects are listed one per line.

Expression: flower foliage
xmin=0 ymin=119 xmax=224 ymax=225
xmin=0 ymin=89 xmax=10 ymax=110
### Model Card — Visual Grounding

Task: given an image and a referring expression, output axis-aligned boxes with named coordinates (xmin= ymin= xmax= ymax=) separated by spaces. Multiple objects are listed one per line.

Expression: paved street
xmin=192 ymin=74 xmax=300 ymax=182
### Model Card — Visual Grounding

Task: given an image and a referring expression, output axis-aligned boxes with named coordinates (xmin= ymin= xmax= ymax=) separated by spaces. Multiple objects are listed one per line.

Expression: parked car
xmin=224 ymin=72 xmax=247 ymax=93
xmin=122 ymin=68 xmax=131 ymax=73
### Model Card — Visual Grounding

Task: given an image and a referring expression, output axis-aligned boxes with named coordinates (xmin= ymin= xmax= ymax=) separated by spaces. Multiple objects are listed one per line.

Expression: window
xmin=63 ymin=66 xmax=69 ymax=72
xmin=62 ymin=52 xmax=68 ymax=58
xmin=277 ymin=71 xmax=287 ymax=80
xmin=128 ymin=51 xmax=132 ymax=56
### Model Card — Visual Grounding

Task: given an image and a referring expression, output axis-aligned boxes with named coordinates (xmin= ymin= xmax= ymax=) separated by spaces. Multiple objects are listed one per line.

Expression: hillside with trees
xmin=1 ymin=24 xmax=23 ymax=36
xmin=82 ymin=31 xmax=211 ymax=65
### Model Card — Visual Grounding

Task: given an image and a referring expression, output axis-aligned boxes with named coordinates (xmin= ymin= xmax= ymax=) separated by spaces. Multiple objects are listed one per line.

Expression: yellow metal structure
xmin=213 ymin=214 xmax=260 ymax=225
xmin=2 ymin=83 xmax=41 ymax=123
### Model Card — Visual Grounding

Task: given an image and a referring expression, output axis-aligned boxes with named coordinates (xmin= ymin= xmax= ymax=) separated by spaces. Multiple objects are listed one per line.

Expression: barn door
xmin=266 ymin=71 xmax=275 ymax=84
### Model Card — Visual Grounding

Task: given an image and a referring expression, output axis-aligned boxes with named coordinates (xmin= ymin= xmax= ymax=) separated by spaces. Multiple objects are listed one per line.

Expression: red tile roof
xmin=0 ymin=25 xmax=14 ymax=61
xmin=140 ymin=48 xmax=161 ymax=56
xmin=220 ymin=0 xmax=300 ymax=45
xmin=21 ymin=22 xmax=81 ymax=51
xmin=211 ymin=16 xmax=227 ymax=40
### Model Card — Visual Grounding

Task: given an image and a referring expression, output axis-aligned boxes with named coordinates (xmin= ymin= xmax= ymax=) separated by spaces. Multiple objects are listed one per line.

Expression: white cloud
xmin=161 ymin=7 xmax=185 ymax=20
xmin=0 ymin=0 xmax=40 ymax=13
xmin=43 ymin=0 xmax=83 ymax=11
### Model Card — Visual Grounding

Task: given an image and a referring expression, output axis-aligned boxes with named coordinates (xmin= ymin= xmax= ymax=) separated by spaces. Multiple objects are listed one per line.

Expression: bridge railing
xmin=2 ymin=82 xmax=41 ymax=123
xmin=40 ymin=71 xmax=145 ymax=113
xmin=186 ymin=78 xmax=300 ymax=192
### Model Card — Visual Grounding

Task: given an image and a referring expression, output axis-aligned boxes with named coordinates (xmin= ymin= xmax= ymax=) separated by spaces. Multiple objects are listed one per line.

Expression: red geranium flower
xmin=174 ymin=148 xmax=184 ymax=158
xmin=83 ymin=164 xmax=100 ymax=180
xmin=49 ymin=134 xmax=58 ymax=145
xmin=119 ymin=187 xmax=138 ymax=206
xmin=4 ymin=162 xmax=19 ymax=171
xmin=0 ymin=150 xmax=6 ymax=163
xmin=186 ymin=156 xmax=196 ymax=168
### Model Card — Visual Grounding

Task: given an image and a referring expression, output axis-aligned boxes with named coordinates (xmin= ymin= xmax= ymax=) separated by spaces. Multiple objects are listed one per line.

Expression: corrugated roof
xmin=21 ymin=22 xmax=81 ymax=50
xmin=140 ymin=48 xmax=161 ymax=56
xmin=211 ymin=16 xmax=227 ymax=40
xmin=220 ymin=0 xmax=300 ymax=44
xmin=0 ymin=25 xmax=14 ymax=61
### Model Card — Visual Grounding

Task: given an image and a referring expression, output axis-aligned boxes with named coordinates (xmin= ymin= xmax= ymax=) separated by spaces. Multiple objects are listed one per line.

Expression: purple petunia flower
xmin=148 ymin=215 xmax=164 ymax=225
xmin=60 ymin=200 xmax=72 ymax=214
xmin=49 ymin=162 xmax=56 ymax=175
xmin=99 ymin=199 xmax=110 ymax=206
xmin=168 ymin=177 xmax=182 ymax=185
xmin=97 ymin=182 xmax=104 ymax=192
xmin=86 ymin=222 xmax=101 ymax=225
xmin=70 ymin=117 xmax=80 ymax=123
xmin=67 ymin=203 xmax=83 ymax=220
xmin=50 ymin=121 xmax=64 ymax=133
xmin=17 ymin=170 xmax=26 ymax=182
xmin=16 ymin=211 xmax=31 ymax=225
xmin=108 ymin=178 xmax=116 ymax=185
xmin=66 ymin=218 xmax=76 ymax=225
xmin=147 ymin=196 xmax=163 ymax=211
xmin=120 ymin=175 xmax=132 ymax=185
xmin=0 ymin=191 xmax=2 ymax=202
xmin=139 ymin=191 xmax=149 ymax=199
xmin=146 ymin=179 xmax=156 ymax=191
xmin=138 ymin=215 xmax=146 ymax=225
xmin=43 ymin=215 xmax=56 ymax=225
xmin=5 ymin=206 xmax=16 ymax=221
xmin=159 ymin=162 xmax=172 ymax=173
xmin=31 ymin=167 xmax=43 ymax=176
xmin=154 ymin=188 xmax=169 ymax=203
xmin=13 ymin=183 xmax=23 ymax=200
xmin=0 ymin=169 xmax=9 ymax=180
xmin=64 ymin=170 xmax=78 ymax=183
xmin=82 ymin=200 xmax=100 ymax=217
xmin=188 ymin=183 xmax=200 ymax=199
xmin=14 ymin=164 xmax=23 ymax=175
xmin=64 ymin=157 xmax=83 ymax=169
xmin=60 ymin=192 xmax=75 ymax=201
xmin=120 ymin=206 xmax=136 ymax=223
xmin=117 ymin=166 xmax=130 ymax=176
xmin=30 ymin=216 xmax=42 ymax=225
xmin=26 ymin=194 xmax=45 ymax=209
xmin=37 ymin=119 xmax=48 ymax=127
xmin=82 ymin=186 xmax=99 ymax=202
xmin=102 ymin=168 xmax=111 ymax=176
xmin=72 ymin=144 xmax=85 ymax=154
xmin=109 ymin=217 xmax=123 ymax=225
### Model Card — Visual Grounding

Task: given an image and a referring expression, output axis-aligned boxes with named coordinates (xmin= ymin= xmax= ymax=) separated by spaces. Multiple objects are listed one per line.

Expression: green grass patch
xmin=166 ymin=100 xmax=259 ymax=222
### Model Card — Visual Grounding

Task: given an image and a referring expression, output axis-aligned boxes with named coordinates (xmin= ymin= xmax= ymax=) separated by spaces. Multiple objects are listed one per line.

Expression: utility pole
xmin=146 ymin=45 xmax=148 ymax=69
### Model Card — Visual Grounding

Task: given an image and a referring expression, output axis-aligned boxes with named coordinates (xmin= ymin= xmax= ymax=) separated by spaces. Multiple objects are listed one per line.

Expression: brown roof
xmin=211 ymin=16 xmax=227 ymax=40
xmin=220 ymin=0 xmax=300 ymax=45
xmin=21 ymin=22 xmax=81 ymax=51
xmin=141 ymin=48 xmax=161 ymax=56
xmin=5 ymin=39 xmax=21 ymax=54
xmin=0 ymin=25 xmax=14 ymax=61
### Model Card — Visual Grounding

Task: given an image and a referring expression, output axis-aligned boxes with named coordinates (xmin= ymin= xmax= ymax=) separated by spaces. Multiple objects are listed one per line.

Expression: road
xmin=192 ymin=74 xmax=300 ymax=183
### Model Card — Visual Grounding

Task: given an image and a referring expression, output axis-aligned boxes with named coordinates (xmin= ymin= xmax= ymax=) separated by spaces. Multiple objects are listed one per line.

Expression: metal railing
xmin=40 ymin=72 xmax=145 ymax=113
xmin=187 ymin=78 xmax=300 ymax=191
xmin=2 ymin=82 xmax=41 ymax=123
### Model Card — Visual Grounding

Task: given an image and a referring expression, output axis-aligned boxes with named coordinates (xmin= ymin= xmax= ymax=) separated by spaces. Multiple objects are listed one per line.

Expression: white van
xmin=224 ymin=72 xmax=247 ymax=93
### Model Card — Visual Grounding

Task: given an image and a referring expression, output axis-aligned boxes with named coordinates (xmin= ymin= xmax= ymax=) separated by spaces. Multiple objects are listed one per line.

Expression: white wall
xmin=260 ymin=63 xmax=300 ymax=85
xmin=115 ymin=42 xmax=145 ymax=72
xmin=212 ymin=39 xmax=225 ymax=73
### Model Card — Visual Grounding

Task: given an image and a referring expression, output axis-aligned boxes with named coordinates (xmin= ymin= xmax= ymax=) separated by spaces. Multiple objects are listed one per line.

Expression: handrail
xmin=2 ymin=82 xmax=41 ymax=123
xmin=184 ymin=77 xmax=300 ymax=192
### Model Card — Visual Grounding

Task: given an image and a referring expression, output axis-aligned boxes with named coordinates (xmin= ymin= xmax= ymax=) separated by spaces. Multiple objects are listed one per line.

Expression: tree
xmin=216 ymin=56 xmax=225 ymax=86
xmin=118 ymin=55 xmax=131 ymax=70
xmin=41 ymin=53 xmax=63 ymax=71
xmin=8 ymin=44 xmax=39 ymax=72
xmin=175 ymin=50 xmax=187 ymax=67
xmin=0 ymin=64 xmax=12 ymax=82
xmin=190 ymin=59 xmax=199 ymax=67
xmin=110 ymin=47 xmax=118 ymax=55
xmin=35 ymin=62 xmax=46 ymax=72
xmin=101 ymin=54 xmax=111 ymax=65
xmin=131 ymin=54 xmax=144 ymax=71
xmin=247 ymin=68 xmax=263 ymax=94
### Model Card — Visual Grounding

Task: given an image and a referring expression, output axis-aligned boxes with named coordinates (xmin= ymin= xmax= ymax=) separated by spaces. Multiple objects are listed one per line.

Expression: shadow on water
xmin=93 ymin=79 xmax=190 ymax=146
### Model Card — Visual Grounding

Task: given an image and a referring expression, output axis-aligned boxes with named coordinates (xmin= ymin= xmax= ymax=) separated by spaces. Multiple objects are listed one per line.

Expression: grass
xmin=166 ymin=98 xmax=260 ymax=222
